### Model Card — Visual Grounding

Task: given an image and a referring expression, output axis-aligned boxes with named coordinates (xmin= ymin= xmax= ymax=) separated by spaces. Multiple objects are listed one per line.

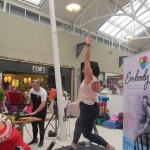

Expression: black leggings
xmin=32 ymin=112 xmax=46 ymax=142
xmin=73 ymin=102 xmax=108 ymax=147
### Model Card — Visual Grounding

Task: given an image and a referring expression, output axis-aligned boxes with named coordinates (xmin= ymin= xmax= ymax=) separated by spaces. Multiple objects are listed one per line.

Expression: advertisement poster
xmin=107 ymin=76 xmax=123 ymax=94
xmin=123 ymin=52 xmax=150 ymax=150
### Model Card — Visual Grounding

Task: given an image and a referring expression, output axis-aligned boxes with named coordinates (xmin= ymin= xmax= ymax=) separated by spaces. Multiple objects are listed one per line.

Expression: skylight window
xmin=98 ymin=0 xmax=150 ymax=42
xmin=23 ymin=0 xmax=42 ymax=5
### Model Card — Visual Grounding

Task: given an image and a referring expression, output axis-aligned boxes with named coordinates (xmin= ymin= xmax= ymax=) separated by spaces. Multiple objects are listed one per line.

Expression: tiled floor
xmin=23 ymin=113 xmax=123 ymax=150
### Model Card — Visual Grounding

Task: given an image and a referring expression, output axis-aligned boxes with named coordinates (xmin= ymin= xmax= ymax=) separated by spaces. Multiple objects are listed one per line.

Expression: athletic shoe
xmin=106 ymin=146 xmax=115 ymax=150
xmin=68 ymin=145 xmax=77 ymax=150
xmin=38 ymin=141 xmax=44 ymax=147
xmin=28 ymin=139 xmax=38 ymax=145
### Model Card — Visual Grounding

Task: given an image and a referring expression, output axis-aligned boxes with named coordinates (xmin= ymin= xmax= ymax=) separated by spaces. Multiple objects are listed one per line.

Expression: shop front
xmin=0 ymin=59 xmax=72 ymax=99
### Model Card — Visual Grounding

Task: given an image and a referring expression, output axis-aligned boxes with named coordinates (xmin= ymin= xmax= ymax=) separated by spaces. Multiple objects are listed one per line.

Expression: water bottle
xmin=85 ymin=138 xmax=90 ymax=147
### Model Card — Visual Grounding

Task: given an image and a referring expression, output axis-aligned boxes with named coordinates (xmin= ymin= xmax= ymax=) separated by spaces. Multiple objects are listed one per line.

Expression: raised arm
xmin=84 ymin=34 xmax=93 ymax=84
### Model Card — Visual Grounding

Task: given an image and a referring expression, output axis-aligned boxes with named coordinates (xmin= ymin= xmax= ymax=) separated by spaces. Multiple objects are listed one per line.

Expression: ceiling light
xmin=124 ymin=35 xmax=134 ymax=40
xmin=66 ymin=3 xmax=81 ymax=12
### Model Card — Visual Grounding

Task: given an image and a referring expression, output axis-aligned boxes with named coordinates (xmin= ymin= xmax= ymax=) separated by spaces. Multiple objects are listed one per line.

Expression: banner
xmin=123 ymin=52 xmax=150 ymax=150
xmin=119 ymin=56 xmax=127 ymax=67
xmin=76 ymin=42 xmax=86 ymax=58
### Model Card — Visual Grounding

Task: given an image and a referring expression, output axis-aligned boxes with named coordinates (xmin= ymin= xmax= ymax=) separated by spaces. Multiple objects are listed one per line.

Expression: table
xmin=8 ymin=116 xmax=42 ymax=139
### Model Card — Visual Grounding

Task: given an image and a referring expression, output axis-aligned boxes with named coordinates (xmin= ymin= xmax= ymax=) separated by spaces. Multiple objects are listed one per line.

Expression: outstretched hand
xmin=86 ymin=34 xmax=93 ymax=44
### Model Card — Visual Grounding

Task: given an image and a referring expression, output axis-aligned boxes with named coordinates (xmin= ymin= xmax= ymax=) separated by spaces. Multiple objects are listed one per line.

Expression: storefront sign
xmin=123 ymin=53 xmax=150 ymax=149
xmin=32 ymin=66 xmax=45 ymax=73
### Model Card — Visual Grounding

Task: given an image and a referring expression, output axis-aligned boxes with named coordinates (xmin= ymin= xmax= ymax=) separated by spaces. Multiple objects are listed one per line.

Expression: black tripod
xmin=45 ymin=100 xmax=59 ymax=133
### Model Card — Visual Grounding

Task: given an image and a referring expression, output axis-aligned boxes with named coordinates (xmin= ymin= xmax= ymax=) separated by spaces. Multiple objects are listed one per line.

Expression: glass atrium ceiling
xmin=23 ymin=0 xmax=43 ymax=5
xmin=98 ymin=0 xmax=150 ymax=43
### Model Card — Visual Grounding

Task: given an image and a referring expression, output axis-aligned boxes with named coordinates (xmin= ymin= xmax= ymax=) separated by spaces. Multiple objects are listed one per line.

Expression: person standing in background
xmin=49 ymin=87 xmax=56 ymax=112
xmin=12 ymin=86 xmax=16 ymax=92
xmin=23 ymin=79 xmax=47 ymax=148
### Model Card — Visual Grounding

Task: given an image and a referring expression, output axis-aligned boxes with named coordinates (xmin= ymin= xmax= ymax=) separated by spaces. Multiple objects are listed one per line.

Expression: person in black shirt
xmin=23 ymin=79 xmax=47 ymax=148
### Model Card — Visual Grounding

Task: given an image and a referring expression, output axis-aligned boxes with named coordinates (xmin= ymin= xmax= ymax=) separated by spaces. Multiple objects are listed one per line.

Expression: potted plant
xmin=0 ymin=90 xmax=5 ymax=112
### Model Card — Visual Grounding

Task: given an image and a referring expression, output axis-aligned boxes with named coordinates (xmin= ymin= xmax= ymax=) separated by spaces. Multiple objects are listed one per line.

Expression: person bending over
xmin=23 ymin=79 xmax=47 ymax=148
xmin=69 ymin=34 xmax=115 ymax=150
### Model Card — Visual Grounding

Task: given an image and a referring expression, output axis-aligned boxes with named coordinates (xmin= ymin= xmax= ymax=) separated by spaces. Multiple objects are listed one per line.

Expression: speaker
xmin=48 ymin=74 xmax=56 ymax=88
xmin=81 ymin=61 xmax=98 ymax=83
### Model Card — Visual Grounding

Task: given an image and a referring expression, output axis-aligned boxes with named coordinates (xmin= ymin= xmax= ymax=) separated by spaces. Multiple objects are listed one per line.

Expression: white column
xmin=48 ymin=0 xmax=66 ymax=141
xmin=2 ymin=0 xmax=6 ymax=12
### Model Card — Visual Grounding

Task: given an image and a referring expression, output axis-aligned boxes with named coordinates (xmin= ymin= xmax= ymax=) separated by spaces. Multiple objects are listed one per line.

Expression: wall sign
xmin=76 ymin=42 xmax=86 ymax=58
xmin=119 ymin=56 xmax=127 ymax=67
xmin=32 ymin=66 xmax=45 ymax=73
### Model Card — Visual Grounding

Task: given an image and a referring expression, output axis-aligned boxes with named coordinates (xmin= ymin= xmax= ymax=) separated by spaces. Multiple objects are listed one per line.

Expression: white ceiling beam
xmin=86 ymin=11 xmax=95 ymax=19
xmin=114 ymin=0 xmax=119 ymax=14
xmin=130 ymin=0 xmax=135 ymax=16
xmin=135 ymin=0 xmax=147 ymax=15
xmin=95 ymin=0 xmax=99 ymax=18
xmin=113 ymin=8 xmax=148 ymax=38
xmin=102 ymin=0 xmax=112 ymax=14
xmin=80 ymin=11 xmax=85 ymax=26
xmin=81 ymin=13 xmax=131 ymax=27
xmin=106 ymin=0 xmax=148 ymax=29
xmin=73 ymin=0 xmax=97 ymax=24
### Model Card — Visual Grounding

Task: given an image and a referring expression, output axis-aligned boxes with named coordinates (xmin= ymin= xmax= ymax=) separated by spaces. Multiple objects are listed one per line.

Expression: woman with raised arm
xmin=69 ymin=34 xmax=115 ymax=150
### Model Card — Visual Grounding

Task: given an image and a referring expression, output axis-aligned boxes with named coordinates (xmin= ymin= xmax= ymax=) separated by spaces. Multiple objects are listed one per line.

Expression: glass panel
xmin=98 ymin=22 xmax=110 ymax=32
xmin=136 ymin=7 xmax=147 ymax=16
xmin=24 ymin=0 xmax=42 ymax=5
xmin=26 ymin=10 xmax=39 ymax=22
xmin=10 ymin=5 xmax=25 ymax=18
xmin=91 ymin=35 xmax=96 ymax=41
xmin=63 ymin=24 xmax=71 ymax=33
xmin=120 ymin=45 xmax=124 ymax=51
xmin=40 ymin=16 xmax=50 ymax=26
xmin=97 ymin=36 xmax=103 ymax=44
xmin=129 ymin=49 xmax=132 ymax=54
xmin=104 ymin=39 xmax=109 ymax=46
xmin=105 ymin=24 xmax=116 ymax=34
xmin=125 ymin=47 xmax=128 ymax=53
xmin=142 ymin=15 xmax=150 ymax=24
xmin=81 ymin=30 xmax=88 ymax=38
xmin=110 ymin=41 xmax=112 ymax=46
xmin=145 ymin=22 xmax=150 ymax=27
xmin=6 ymin=3 xmax=9 ymax=13
xmin=74 ymin=28 xmax=81 ymax=36
xmin=138 ymin=11 xmax=150 ymax=21
xmin=110 ymin=27 xmax=120 ymax=36
xmin=0 ymin=1 xmax=3 ymax=9
xmin=56 ymin=21 xmax=62 ymax=30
